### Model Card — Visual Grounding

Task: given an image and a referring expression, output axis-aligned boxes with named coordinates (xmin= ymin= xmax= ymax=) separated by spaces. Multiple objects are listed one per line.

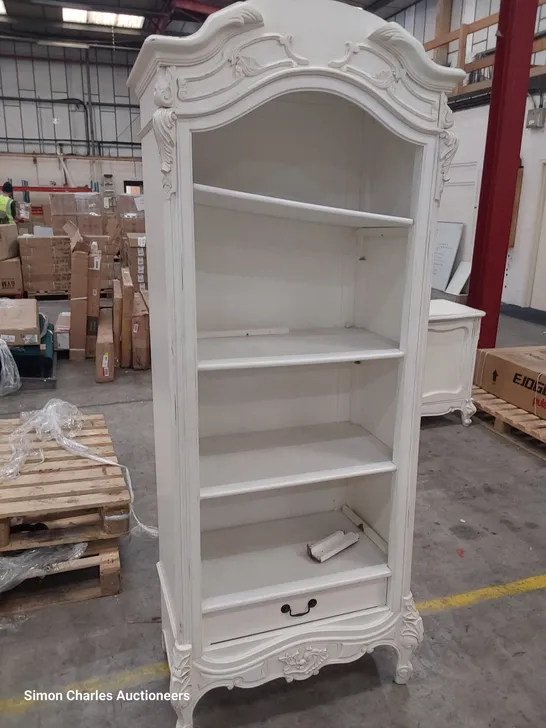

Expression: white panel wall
xmin=441 ymin=102 xmax=546 ymax=310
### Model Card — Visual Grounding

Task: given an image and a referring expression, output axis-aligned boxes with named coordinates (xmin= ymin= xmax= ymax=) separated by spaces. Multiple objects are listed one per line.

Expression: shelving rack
xmin=129 ymin=1 xmax=464 ymax=725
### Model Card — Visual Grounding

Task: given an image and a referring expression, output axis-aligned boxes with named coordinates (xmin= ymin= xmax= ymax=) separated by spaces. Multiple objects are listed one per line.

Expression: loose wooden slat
xmin=2 ymin=465 xmax=122 ymax=488
xmin=1 ymin=456 xmax=119 ymax=477
xmin=0 ymin=489 xmax=130 ymax=519
xmin=0 ymin=446 xmax=116 ymax=464
xmin=0 ymin=414 xmax=105 ymax=425
xmin=0 ymin=477 xmax=126 ymax=504
xmin=0 ymin=435 xmax=114 ymax=454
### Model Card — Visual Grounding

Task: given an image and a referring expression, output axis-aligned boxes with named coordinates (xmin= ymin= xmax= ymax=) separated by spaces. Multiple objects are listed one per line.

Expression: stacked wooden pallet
xmin=473 ymin=386 xmax=546 ymax=461
xmin=0 ymin=413 xmax=130 ymax=614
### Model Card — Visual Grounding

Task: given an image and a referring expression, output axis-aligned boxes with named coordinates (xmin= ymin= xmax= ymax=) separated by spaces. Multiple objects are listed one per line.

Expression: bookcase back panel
xmin=195 ymin=206 xmax=356 ymax=333
xmin=200 ymin=473 xmax=393 ymax=535
xmin=353 ymin=232 xmax=409 ymax=343
xmin=198 ymin=364 xmax=352 ymax=438
xmin=192 ymin=91 xmax=417 ymax=218
xmin=198 ymin=360 xmax=398 ymax=441
xmin=201 ymin=480 xmax=348 ymax=532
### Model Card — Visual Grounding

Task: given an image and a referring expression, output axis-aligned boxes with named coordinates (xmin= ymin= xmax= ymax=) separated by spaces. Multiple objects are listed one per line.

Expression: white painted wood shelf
xmin=194 ymin=183 xmax=414 ymax=229
xmin=200 ymin=422 xmax=396 ymax=499
xmin=201 ymin=509 xmax=390 ymax=611
xmin=197 ymin=327 xmax=403 ymax=371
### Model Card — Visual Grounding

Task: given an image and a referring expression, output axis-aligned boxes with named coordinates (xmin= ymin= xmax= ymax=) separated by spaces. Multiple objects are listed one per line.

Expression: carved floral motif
xmin=279 ymin=646 xmax=329 ymax=680
xmin=436 ymin=129 xmax=459 ymax=201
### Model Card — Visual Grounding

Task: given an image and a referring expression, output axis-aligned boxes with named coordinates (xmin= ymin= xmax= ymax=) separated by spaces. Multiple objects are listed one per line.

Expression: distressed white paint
xmin=128 ymin=0 xmax=462 ymax=724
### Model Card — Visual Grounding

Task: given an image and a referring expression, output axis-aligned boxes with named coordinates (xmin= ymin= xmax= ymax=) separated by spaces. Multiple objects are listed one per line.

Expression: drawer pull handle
xmin=281 ymin=599 xmax=317 ymax=617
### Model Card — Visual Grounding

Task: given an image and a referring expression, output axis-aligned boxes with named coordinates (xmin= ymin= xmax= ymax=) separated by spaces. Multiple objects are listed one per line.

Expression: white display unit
xmin=128 ymin=2 xmax=463 ymax=724
xmin=423 ymin=299 xmax=485 ymax=425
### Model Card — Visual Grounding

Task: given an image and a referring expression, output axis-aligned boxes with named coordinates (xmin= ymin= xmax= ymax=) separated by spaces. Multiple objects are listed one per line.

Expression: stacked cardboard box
xmin=83 ymin=234 xmax=117 ymax=291
xmin=0 ymin=298 xmax=40 ymax=346
xmin=0 ymin=224 xmax=21 ymax=295
xmin=117 ymin=194 xmax=145 ymax=234
xmin=18 ymin=235 xmax=71 ymax=295
xmin=123 ymin=233 xmax=147 ymax=290
xmin=50 ymin=193 xmax=104 ymax=237
xmin=475 ymin=346 xmax=546 ymax=421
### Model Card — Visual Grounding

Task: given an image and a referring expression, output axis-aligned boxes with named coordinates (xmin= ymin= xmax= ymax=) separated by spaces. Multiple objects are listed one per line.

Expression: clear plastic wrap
xmin=0 ymin=338 xmax=21 ymax=396
xmin=0 ymin=542 xmax=87 ymax=594
xmin=0 ymin=398 xmax=158 ymax=537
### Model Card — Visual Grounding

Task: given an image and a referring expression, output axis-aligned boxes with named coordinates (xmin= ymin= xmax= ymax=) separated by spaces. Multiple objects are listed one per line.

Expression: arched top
xmin=130 ymin=0 xmax=464 ymax=137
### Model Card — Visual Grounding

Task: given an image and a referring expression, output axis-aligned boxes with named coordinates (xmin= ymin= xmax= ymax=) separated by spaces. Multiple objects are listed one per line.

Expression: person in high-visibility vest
xmin=0 ymin=182 xmax=15 ymax=223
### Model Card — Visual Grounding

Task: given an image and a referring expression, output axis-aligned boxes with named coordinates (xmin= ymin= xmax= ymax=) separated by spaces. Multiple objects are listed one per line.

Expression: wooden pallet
xmin=473 ymin=386 xmax=546 ymax=460
xmin=0 ymin=414 xmax=130 ymax=551
xmin=0 ymin=539 xmax=121 ymax=615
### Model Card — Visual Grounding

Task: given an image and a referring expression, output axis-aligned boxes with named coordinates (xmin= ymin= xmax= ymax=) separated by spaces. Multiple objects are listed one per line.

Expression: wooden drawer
xmin=203 ymin=575 xmax=388 ymax=644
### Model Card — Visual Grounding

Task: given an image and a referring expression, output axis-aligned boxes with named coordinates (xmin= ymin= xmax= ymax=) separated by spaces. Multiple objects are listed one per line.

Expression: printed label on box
xmin=0 ymin=334 xmax=15 ymax=342
xmin=23 ymin=334 xmax=39 ymax=344
xmin=137 ymin=236 xmax=146 ymax=248
xmin=102 ymin=353 xmax=109 ymax=377
xmin=91 ymin=254 xmax=101 ymax=271
xmin=134 ymin=196 xmax=145 ymax=212
xmin=138 ymin=274 xmax=145 ymax=283
xmin=138 ymin=263 xmax=145 ymax=274
xmin=133 ymin=322 xmax=140 ymax=334
xmin=137 ymin=247 xmax=145 ymax=258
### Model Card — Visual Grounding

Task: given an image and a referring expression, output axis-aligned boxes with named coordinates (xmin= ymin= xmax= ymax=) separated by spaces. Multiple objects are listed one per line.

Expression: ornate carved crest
xmin=153 ymin=66 xmax=180 ymax=197
xmin=279 ymin=646 xmax=329 ymax=680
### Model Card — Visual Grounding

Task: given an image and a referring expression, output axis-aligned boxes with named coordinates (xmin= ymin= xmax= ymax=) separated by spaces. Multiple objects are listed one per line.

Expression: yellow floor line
xmin=417 ymin=574 xmax=546 ymax=614
xmin=3 ymin=573 xmax=546 ymax=718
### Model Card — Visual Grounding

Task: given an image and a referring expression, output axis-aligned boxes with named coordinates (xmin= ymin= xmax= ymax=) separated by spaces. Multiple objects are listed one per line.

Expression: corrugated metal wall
xmin=0 ymin=40 xmax=140 ymax=157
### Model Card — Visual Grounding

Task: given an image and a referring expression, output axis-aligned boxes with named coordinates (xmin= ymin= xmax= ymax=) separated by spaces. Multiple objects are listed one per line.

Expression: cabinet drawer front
xmin=203 ymin=577 xmax=388 ymax=644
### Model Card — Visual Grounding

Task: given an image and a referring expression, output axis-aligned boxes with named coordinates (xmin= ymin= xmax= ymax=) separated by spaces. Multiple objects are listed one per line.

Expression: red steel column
xmin=467 ymin=0 xmax=538 ymax=347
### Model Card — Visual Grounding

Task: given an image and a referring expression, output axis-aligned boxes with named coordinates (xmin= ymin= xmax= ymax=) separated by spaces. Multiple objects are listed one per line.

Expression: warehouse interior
xmin=1 ymin=1 xmax=546 ymax=727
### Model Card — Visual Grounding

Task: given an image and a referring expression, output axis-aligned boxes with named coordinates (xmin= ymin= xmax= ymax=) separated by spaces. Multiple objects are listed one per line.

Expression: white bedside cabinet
xmin=423 ymin=300 xmax=485 ymax=426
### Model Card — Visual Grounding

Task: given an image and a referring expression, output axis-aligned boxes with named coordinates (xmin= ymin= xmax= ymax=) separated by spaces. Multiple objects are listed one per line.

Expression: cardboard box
xmin=0 ymin=257 xmax=23 ymax=295
xmin=119 ymin=217 xmax=146 ymax=234
xmin=86 ymin=242 xmax=102 ymax=358
xmin=77 ymin=214 xmax=103 ymax=236
xmin=0 ymin=298 xmax=39 ymax=346
xmin=113 ymin=279 xmax=122 ymax=367
xmin=54 ymin=311 xmax=71 ymax=351
xmin=51 ymin=214 xmax=78 ymax=235
xmin=70 ymin=250 xmax=88 ymax=361
xmin=132 ymin=292 xmax=150 ymax=370
xmin=120 ymin=267 xmax=134 ymax=368
xmin=0 ymin=224 xmax=19 ymax=261
xmin=95 ymin=308 xmax=115 ymax=383
xmin=474 ymin=346 xmax=546 ymax=420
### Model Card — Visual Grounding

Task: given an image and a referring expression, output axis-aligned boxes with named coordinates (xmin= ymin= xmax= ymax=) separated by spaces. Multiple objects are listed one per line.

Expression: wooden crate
xmin=473 ymin=386 xmax=546 ymax=460
xmin=0 ymin=539 xmax=121 ymax=616
xmin=0 ymin=414 xmax=130 ymax=551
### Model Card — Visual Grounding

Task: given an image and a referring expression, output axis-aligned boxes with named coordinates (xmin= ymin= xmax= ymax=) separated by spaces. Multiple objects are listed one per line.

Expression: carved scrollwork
xmin=436 ymin=129 xmax=459 ymax=201
xmin=153 ymin=107 xmax=177 ymax=197
xmin=279 ymin=646 xmax=329 ymax=681
xmin=227 ymin=6 xmax=263 ymax=27
xmin=399 ymin=594 xmax=424 ymax=650
xmin=154 ymin=66 xmax=176 ymax=108
xmin=438 ymin=92 xmax=454 ymax=129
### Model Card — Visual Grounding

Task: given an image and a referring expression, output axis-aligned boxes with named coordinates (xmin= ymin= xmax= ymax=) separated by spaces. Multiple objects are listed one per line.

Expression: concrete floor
xmin=1 ymin=312 xmax=546 ymax=727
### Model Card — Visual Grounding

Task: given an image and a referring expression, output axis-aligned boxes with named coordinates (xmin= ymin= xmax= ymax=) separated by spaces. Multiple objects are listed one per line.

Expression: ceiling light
xmin=117 ymin=14 xmax=145 ymax=29
xmin=88 ymin=11 xmax=118 ymax=26
xmin=0 ymin=1 xmax=6 ymax=15
xmin=62 ymin=7 xmax=87 ymax=23
xmin=37 ymin=40 xmax=90 ymax=49
xmin=62 ymin=8 xmax=145 ymax=29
